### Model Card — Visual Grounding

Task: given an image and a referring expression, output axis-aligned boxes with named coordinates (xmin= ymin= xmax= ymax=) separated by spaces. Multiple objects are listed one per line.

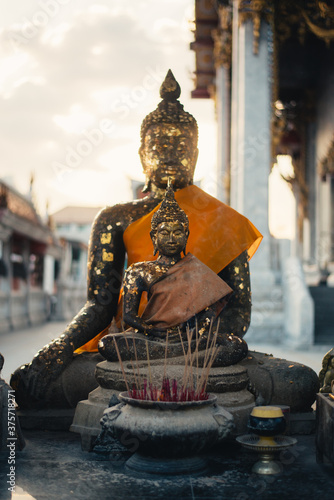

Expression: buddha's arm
xmin=55 ymin=198 xmax=160 ymax=350
xmin=57 ymin=205 xmax=128 ymax=349
xmin=122 ymin=267 xmax=155 ymax=334
xmin=11 ymin=206 xmax=127 ymax=397
xmin=217 ymin=250 xmax=251 ymax=338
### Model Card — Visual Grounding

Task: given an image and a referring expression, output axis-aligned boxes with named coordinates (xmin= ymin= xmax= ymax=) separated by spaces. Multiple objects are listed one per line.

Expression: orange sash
xmin=76 ymin=185 xmax=262 ymax=352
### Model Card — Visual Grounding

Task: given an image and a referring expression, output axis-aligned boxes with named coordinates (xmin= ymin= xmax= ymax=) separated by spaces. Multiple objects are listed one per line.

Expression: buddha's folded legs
xmin=11 ymin=348 xmax=319 ymax=413
xmin=98 ymin=330 xmax=248 ymax=367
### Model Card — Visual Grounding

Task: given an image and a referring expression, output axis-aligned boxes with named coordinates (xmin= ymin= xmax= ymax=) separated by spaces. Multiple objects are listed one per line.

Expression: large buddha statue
xmin=12 ymin=70 xmax=317 ymax=414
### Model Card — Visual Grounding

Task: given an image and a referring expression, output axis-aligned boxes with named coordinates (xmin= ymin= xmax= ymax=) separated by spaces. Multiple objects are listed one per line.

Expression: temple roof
xmin=52 ymin=206 xmax=103 ymax=225
xmin=0 ymin=180 xmax=41 ymax=225
xmin=0 ymin=180 xmax=60 ymax=254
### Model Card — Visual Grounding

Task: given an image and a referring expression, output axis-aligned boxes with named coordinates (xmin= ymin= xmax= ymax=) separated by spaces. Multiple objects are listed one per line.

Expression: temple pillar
xmin=230 ymin=9 xmax=274 ymax=289
xmin=212 ymin=4 xmax=232 ymax=205
xmin=22 ymin=239 xmax=31 ymax=327
xmin=316 ymin=176 xmax=332 ymax=269
xmin=0 ymin=237 xmax=11 ymax=332
xmin=229 ymin=7 xmax=314 ymax=346
xmin=43 ymin=254 xmax=55 ymax=295
xmin=216 ymin=66 xmax=231 ymax=205
xmin=306 ymin=123 xmax=317 ymax=265
xmin=331 ymin=177 xmax=334 ymax=263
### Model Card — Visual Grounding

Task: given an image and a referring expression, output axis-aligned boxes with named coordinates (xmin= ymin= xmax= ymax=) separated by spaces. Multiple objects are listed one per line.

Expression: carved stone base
xmin=70 ymin=358 xmax=255 ymax=451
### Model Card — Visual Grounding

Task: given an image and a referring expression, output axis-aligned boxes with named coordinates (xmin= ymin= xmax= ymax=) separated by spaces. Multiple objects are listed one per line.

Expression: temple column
xmin=306 ymin=123 xmax=317 ymax=265
xmin=229 ymin=3 xmax=314 ymax=347
xmin=22 ymin=239 xmax=31 ymax=327
xmin=316 ymin=176 xmax=332 ymax=269
xmin=230 ymin=5 xmax=274 ymax=288
xmin=331 ymin=177 xmax=334 ymax=263
xmin=212 ymin=4 xmax=232 ymax=205
xmin=0 ymin=236 xmax=12 ymax=332
xmin=43 ymin=254 xmax=55 ymax=295
xmin=216 ymin=66 xmax=231 ymax=204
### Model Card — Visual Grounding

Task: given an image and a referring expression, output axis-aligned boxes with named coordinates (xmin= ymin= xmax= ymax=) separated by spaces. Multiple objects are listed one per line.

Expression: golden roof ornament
xmin=140 ymin=69 xmax=198 ymax=144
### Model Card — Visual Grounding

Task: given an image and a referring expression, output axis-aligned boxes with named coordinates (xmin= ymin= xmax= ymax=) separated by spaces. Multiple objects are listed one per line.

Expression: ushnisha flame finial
xmin=140 ymin=69 xmax=198 ymax=144
xmin=159 ymin=69 xmax=181 ymax=101
xmin=150 ymin=182 xmax=189 ymax=237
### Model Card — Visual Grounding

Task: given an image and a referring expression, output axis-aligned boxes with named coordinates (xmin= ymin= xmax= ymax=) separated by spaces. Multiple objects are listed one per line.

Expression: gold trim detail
xmin=238 ymin=0 xmax=273 ymax=54
xmin=212 ymin=5 xmax=233 ymax=69
xmin=319 ymin=135 xmax=334 ymax=179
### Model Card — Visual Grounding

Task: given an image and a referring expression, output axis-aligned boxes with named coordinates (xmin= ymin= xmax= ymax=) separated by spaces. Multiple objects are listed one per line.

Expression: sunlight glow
xmin=53 ymin=109 xmax=96 ymax=134
xmin=269 ymin=156 xmax=296 ymax=240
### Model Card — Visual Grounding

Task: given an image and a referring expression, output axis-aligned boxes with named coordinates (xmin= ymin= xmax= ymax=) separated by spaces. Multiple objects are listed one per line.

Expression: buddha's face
xmin=154 ymin=221 xmax=188 ymax=256
xmin=140 ymin=123 xmax=198 ymax=190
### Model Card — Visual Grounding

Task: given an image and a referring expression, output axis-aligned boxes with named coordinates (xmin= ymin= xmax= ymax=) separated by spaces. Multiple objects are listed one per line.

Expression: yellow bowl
xmin=251 ymin=406 xmax=283 ymax=419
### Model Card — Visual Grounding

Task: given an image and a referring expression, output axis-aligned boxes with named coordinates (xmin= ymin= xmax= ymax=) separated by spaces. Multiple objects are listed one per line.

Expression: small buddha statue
xmin=10 ymin=70 xmax=262 ymax=410
xmin=98 ymin=182 xmax=248 ymax=365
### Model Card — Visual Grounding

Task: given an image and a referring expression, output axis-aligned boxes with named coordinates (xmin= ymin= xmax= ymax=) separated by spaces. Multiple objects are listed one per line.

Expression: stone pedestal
xmin=70 ymin=358 xmax=255 ymax=451
xmin=282 ymin=257 xmax=314 ymax=348
xmin=316 ymin=393 xmax=334 ymax=464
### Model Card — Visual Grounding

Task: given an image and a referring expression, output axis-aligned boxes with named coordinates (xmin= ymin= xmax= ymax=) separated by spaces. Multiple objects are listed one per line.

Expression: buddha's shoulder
xmin=126 ymin=260 xmax=157 ymax=273
xmin=93 ymin=197 xmax=159 ymax=228
xmin=125 ymin=261 xmax=158 ymax=279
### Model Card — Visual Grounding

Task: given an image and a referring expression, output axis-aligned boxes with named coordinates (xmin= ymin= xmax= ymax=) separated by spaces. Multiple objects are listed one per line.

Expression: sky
xmin=0 ymin=0 xmax=217 ymax=215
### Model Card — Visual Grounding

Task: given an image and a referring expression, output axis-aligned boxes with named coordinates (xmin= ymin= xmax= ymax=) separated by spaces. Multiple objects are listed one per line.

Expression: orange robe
xmin=77 ymin=185 xmax=262 ymax=352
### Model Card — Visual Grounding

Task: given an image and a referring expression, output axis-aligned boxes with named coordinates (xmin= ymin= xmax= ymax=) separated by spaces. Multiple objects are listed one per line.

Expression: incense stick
xmin=112 ymin=337 xmax=130 ymax=393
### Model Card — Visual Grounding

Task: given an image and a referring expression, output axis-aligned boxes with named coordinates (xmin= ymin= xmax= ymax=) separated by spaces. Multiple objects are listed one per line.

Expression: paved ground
xmin=0 ymin=431 xmax=333 ymax=500
xmin=0 ymin=322 xmax=333 ymax=499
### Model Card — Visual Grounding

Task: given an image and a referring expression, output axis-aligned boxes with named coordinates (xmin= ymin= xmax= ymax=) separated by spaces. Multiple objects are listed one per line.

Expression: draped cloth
xmin=124 ymin=185 xmax=262 ymax=273
xmin=77 ymin=185 xmax=262 ymax=352
xmin=141 ymin=253 xmax=233 ymax=329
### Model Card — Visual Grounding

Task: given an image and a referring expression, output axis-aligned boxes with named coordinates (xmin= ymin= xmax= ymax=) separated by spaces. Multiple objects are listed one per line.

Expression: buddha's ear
xmin=139 ymin=146 xmax=144 ymax=166
xmin=153 ymin=238 xmax=158 ymax=256
xmin=183 ymin=232 xmax=189 ymax=257
xmin=192 ymin=148 xmax=199 ymax=168
xmin=151 ymin=231 xmax=158 ymax=256
xmin=139 ymin=147 xmax=151 ymax=193
xmin=188 ymin=148 xmax=198 ymax=184
xmin=142 ymin=176 xmax=151 ymax=193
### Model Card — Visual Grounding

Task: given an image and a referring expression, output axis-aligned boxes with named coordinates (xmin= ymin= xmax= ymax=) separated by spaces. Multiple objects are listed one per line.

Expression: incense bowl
xmin=100 ymin=392 xmax=234 ymax=474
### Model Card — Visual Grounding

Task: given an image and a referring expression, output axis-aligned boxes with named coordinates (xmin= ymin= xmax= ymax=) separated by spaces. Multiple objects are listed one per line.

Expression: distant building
xmin=0 ymin=181 xmax=61 ymax=332
xmin=51 ymin=206 xmax=103 ymax=320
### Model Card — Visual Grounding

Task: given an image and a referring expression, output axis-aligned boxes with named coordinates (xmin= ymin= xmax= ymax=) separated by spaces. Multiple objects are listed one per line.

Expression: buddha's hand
xmin=144 ymin=325 xmax=175 ymax=338
xmin=12 ymin=337 xmax=74 ymax=401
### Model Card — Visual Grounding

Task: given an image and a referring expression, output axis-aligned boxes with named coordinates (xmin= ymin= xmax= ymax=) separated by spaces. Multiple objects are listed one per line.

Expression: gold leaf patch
xmin=102 ymin=249 xmax=114 ymax=261
xmin=101 ymin=233 xmax=112 ymax=244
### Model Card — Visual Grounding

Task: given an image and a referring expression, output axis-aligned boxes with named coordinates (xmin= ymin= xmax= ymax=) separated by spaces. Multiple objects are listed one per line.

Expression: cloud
xmin=0 ymin=1 xmax=216 ymax=213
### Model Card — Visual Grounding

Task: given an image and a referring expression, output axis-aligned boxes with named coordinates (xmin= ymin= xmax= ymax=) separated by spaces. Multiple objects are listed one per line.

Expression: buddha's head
xmin=151 ymin=182 xmax=189 ymax=256
xmin=139 ymin=70 xmax=198 ymax=193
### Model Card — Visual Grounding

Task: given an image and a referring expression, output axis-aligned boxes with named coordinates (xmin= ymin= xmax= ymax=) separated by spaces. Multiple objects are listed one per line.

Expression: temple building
xmin=0 ymin=181 xmax=61 ymax=332
xmin=191 ymin=0 xmax=334 ymax=347
xmin=51 ymin=205 xmax=103 ymax=320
